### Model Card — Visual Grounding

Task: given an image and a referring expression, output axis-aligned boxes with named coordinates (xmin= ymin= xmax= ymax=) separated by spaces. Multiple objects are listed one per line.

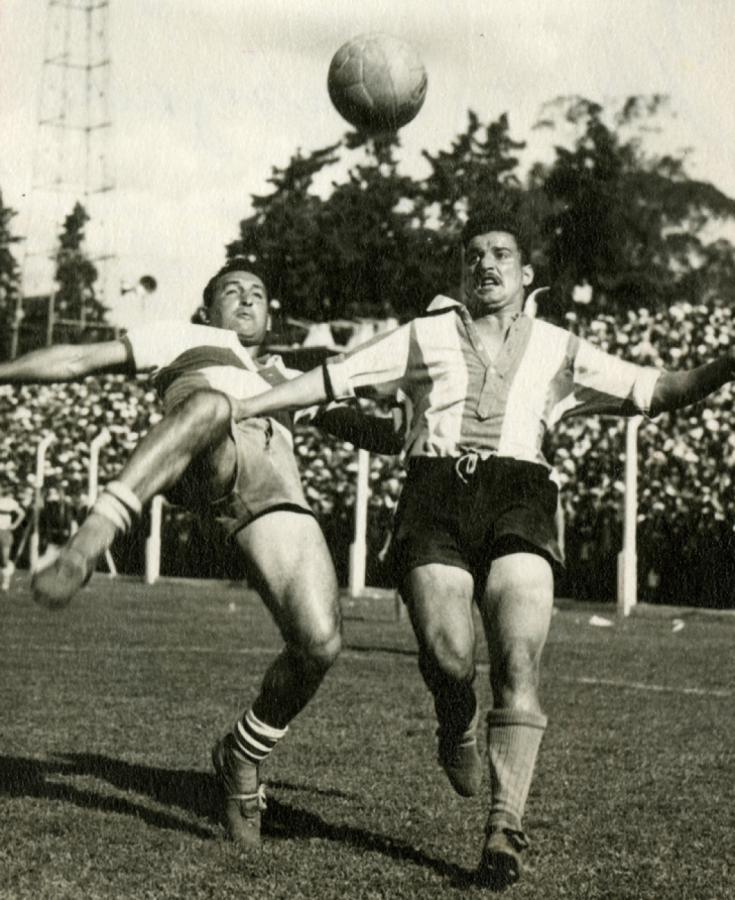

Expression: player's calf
xmin=417 ymin=651 xmax=483 ymax=796
xmin=437 ymin=703 xmax=483 ymax=797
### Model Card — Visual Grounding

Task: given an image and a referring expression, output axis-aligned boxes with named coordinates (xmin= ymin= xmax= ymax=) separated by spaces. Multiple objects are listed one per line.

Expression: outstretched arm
xmin=0 ymin=340 xmax=130 ymax=384
xmin=236 ymin=322 xmax=413 ymax=421
xmin=649 ymin=354 xmax=735 ymax=416
xmin=233 ymin=366 xmax=329 ymax=420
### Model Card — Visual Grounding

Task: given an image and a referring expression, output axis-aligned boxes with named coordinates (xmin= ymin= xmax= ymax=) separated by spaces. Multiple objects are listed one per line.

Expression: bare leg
xmin=33 ymin=389 xmax=235 ymax=607
xmin=235 ymin=511 xmax=341 ymax=727
xmin=476 ymin=552 xmax=554 ymax=887
xmin=0 ymin=532 xmax=12 ymax=591
xmin=402 ymin=563 xmax=483 ymax=796
xmin=213 ymin=510 xmax=341 ymax=848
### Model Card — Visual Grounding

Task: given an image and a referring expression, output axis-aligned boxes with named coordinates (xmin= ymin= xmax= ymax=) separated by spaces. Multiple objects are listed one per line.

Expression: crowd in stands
xmin=1 ymin=298 xmax=735 ymax=607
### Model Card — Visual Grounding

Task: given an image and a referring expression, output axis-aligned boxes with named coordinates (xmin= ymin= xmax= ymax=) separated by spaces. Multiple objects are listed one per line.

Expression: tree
xmin=421 ymin=111 xmax=526 ymax=227
xmin=225 ymin=97 xmax=735 ymax=324
xmin=228 ymin=142 xmax=341 ymax=320
xmin=230 ymin=135 xmax=445 ymax=320
xmin=0 ymin=190 xmax=21 ymax=360
xmin=54 ymin=201 xmax=108 ymax=338
xmin=19 ymin=201 xmax=110 ymax=350
xmin=532 ymin=95 xmax=735 ymax=312
xmin=310 ymin=133 xmax=445 ymax=319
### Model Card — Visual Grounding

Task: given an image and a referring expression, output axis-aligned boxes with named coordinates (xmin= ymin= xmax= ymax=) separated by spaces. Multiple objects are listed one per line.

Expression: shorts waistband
xmin=407 ymin=452 xmax=551 ymax=484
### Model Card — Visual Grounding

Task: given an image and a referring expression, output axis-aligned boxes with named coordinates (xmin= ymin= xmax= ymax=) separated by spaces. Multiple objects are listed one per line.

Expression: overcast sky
xmin=2 ymin=0 xmax=734 ymax=327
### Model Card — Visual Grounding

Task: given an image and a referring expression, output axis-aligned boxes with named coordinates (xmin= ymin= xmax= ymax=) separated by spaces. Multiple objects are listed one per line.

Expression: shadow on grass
xmin=263 ymin=794 xmax=476 ymax=887
xmin=0 ymin=753 xmax=216 ymax=839
xmin=0 ymin=753 xmax=476 ymax=886
xmin=344 ymin=642 xmax=418 ymax=659
xmin=268 ymin=778 xmax=359 ymax=800
xmin=0 ymin=753 xmax=472 ymax=885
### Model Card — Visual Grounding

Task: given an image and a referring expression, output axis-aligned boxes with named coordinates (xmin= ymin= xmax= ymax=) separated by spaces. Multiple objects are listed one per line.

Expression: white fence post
xmin=617 ymin=416 xmax=641 ymax=617
xmin=29 ymin=434 xmax=55 ymax=572
xmin=88 ymin=429 xmax=111 ymax=504
xmin=88 ymin=429 xmax=117 ymax=577
xmin=145 ymin=495 xmax=163 ymax=585
xmin=348 ymin=449 xmax=370 ymax=597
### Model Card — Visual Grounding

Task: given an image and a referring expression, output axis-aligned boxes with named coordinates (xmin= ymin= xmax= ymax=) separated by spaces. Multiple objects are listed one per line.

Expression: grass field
xmin=1 ymin=575 xmax=734 ymax=900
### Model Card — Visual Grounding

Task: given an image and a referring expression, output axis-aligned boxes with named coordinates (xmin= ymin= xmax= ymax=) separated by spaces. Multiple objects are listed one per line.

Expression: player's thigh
xmin=478 ymin=552 xmax=554 ymax=661
xmin=403 ymin=563 xmax=476 ymax=662
xmin=235 ymin=511 xmax=340 ymax=645
xmin=204 ymin=432 xmax=239 ymax=496
xmin=169 ymin=432 xmax=238 ymax=505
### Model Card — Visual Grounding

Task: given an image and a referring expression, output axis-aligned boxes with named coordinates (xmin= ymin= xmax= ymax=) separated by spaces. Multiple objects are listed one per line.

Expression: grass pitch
xmin=1 ymin=576 xmax=733 ymax=900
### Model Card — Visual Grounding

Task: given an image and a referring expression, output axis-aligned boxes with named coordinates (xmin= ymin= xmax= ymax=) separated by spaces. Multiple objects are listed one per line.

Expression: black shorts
xmin=389 ymin=455 xmax=563 ymax=589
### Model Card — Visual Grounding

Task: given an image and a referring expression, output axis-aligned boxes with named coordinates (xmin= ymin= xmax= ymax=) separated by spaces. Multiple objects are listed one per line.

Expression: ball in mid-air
xmin=327 ymin=33 xmax=428 ymax=132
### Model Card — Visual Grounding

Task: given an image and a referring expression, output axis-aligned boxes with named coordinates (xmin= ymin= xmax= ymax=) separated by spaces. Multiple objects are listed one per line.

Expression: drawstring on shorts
xmin=455 ymin=451 xmax=479 ymax=484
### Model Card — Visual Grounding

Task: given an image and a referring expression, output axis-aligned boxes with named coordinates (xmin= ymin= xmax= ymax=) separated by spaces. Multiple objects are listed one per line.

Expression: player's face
xmin=208 ymin=271 xmax=269 ymax=344
xmin=463 ymin=231 xmax=533 ymax=313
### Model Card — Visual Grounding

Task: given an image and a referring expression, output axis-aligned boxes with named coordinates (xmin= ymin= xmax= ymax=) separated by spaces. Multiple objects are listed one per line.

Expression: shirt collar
xmin=426 ymin=288 xmax=550 ymax=322
xmin=426 ymin=294 xmax=464 ymax=313
xmin=426 ymin=294 xmax=524 ymax=328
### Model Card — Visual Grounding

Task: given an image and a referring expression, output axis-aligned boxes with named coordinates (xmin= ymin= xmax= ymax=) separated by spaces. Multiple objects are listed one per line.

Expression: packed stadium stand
xmin=2 ymin=299 xmax=735 ymax=607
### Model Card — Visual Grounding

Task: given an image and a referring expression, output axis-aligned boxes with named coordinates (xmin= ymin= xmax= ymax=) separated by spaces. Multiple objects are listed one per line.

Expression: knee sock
xmin=486 ymin=709 xmax=547 ymax=832
xmin=231 ymin=708 xmax=288 ymax=767
xmin=68 ymin=481 xmax=142 ymax=561
xmin=91 ymin=481 xmax=143 ymax=533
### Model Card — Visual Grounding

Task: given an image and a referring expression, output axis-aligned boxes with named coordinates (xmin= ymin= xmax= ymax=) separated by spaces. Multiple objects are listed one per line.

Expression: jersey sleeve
xmin=323 ymin=324 xmax=412 ymax=400
xmin=557 ymin=336 xmax=661 ymax=419
xmin=122 ymin=322 xmax=223 ymax=373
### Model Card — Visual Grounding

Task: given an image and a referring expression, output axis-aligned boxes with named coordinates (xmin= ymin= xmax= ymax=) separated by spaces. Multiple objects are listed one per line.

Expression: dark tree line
xmin=227 ymin=94 xmax=735 ymax=322
xmin=0 ymin=199 xmax=106 ymax=359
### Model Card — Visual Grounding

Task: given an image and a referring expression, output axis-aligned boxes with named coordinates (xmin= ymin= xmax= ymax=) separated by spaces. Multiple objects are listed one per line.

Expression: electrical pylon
xmin=12 ymin=0 xmax=115 ymax=357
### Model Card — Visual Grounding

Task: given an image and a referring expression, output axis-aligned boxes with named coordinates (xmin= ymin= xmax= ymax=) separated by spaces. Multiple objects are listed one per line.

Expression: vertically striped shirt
xmin=324 ymin=295 xmax=660 ymax=465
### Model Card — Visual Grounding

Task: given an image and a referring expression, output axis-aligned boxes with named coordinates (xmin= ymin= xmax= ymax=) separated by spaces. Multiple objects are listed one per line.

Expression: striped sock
xmin=486 ymin=709 xmax=547 ymax=832
xmin=231 ymin=709 xmax=288 ymax=766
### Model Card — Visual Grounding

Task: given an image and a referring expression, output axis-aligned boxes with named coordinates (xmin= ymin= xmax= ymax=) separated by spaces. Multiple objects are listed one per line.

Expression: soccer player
xmin=0 ymin=494 xmax=23 ymax=591
xmin=0 ymin=259 xmax=395 ymax=850
xmin=228 ymin=210 xmax=735 ymax=888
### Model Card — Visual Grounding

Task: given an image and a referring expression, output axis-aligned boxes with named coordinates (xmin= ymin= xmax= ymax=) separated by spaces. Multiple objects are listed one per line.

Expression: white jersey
xmin=0 ymin=496 xmax=21 ymax=531
xmin=122 ymin=321 xmax=299 ymax=433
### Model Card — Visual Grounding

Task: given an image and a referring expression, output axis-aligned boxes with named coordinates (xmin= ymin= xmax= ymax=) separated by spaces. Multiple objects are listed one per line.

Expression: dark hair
xmin=461 ymin=208 xmax=532 ymax=261
xmin=201 ymin=257 xmax=267 ymax=308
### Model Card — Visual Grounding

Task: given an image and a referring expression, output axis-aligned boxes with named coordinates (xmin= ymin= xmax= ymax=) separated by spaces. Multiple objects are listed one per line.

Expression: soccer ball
xmin=327 ymin=33 xmax=428 ymax=133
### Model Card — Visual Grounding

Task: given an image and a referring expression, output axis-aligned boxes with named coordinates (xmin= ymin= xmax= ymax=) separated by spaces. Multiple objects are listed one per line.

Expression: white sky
xmin=2 ymin=0 xmax=734 ymax=328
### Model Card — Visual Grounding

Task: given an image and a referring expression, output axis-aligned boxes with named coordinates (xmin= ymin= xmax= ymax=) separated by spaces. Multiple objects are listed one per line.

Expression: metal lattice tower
xmin=13 ymin=0 xmax=115 ymax=357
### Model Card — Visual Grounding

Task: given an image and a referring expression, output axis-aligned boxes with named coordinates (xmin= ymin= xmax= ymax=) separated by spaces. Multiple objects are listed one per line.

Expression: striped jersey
xmin=123 ymin=321 xmax=297 ymax=434
xmin=324 ymin=295 xmax=661 ymax=465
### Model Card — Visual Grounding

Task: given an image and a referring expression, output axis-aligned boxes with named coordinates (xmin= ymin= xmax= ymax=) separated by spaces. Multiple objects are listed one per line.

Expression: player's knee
xmin=290 ymin=614 xmax=342 ymax=675
xmin=178 ymin=389 xmax=232 ymax=433
xmin=419 ymin=633 xmax=475 ymax=686
xmin=310 ymin=628 xmax=342 ymax=672
xmin=290 ymin=629 xmax=341 ymax=682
